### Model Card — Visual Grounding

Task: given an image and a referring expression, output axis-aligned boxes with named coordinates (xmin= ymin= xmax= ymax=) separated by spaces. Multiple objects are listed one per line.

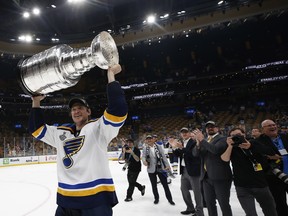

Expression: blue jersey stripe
xmin=58 ymin=178 xmax=114 ymax=190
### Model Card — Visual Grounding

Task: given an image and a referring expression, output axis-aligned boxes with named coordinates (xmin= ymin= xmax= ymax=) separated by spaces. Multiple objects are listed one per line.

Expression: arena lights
xmin=146 ymin=15 xmax=156 ymax=24
xmin=32 ymin=8 xmax=40 ymax=16
xmin=18 ymin=34 xmax=33 ymax=42
xmin=51 ymin=38 xmax=60 ymax=42
xmin=68 ymin=0 xmax=85 ymax=4
xmin=177 ymin=10 xmax=186 ymax=15
xmin=22 ymin=7 xmax=41 ymax=19
xmin=23 ymin=12 xmax=30 ymax=18
xmin=160 ymin=14 xmax=169 ymax=19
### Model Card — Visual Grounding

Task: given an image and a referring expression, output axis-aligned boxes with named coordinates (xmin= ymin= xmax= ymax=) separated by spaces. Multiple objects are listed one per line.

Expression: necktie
xmin=207 ymin=136 xmax=212 ymax=143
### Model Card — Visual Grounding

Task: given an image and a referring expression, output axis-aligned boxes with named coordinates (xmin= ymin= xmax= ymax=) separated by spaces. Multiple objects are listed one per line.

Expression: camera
xmin=231 ymin=135 xmax=246 ymax=146
xmin=270 ymin=160 xmax=288 ymax=184
xmin=122 ymin=163 xmax=129 ymax=171
xmin=271 ymin=168 xmax=288 ymax=184
xmin=123 ymin=144 xmax=130 ymax=150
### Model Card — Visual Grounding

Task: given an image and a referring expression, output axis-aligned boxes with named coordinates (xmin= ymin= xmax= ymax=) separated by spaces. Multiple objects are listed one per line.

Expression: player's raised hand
xmin=108 ymin=64 xmax=122 ymax=75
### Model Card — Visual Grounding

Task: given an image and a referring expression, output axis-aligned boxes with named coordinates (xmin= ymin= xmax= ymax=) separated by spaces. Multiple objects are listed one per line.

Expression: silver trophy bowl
xmin=18 ymin=31 xmax=119 ymax=95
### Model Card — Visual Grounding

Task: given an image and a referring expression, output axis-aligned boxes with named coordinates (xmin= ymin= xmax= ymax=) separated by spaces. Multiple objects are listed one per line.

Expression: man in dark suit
xmin=255 ymin=119 xmax=288 ymax=216
xmin=170 ymin=127 xmax=204 ymax=216
xmin=193 ymin=121 xmax=233 ymax=216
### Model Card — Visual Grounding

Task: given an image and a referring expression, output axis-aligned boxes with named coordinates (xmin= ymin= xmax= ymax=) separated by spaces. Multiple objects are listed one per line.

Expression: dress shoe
xmin=154 ymin=199 xmax=159 ymax=204
xmin=141 ymin=185 xmax=145 ymax=196
xmin=181 ymin=210 xmax=196 ymax=215
xmin=124 ymin=197 xmax=132 ymax=202
xmin=169 ymin=200 xmax=175 ymax=205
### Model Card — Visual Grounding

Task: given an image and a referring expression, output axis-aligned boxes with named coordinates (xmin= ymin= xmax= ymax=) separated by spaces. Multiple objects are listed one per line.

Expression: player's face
xmin=70 ymin=104 xmax=91 ymax=127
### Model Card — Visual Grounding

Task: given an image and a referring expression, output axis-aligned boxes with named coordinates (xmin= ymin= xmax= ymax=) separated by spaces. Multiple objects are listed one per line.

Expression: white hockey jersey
xmin=29 ymin=81 xmax=127 ymax=209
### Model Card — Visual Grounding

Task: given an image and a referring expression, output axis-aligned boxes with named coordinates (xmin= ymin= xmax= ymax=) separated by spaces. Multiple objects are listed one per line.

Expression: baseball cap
xmin=68 ymin=98 xmax=90 ymax=109
xmin=146 ymin=135 xmax=153 ymax=139
xmin=152 ymin=134 xmax=158 ymax=138
xmin=205 ymin=121 xmax=216 ymax=127
xmin=180 ymin=127 xmax=189 ymax=132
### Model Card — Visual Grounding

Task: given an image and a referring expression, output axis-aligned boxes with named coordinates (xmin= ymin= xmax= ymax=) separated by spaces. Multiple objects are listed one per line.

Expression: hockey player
xmin=29 ymin=64 xmax=127 ymax=216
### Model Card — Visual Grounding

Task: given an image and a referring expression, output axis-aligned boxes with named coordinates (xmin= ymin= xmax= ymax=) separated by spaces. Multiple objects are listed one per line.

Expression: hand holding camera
xmin=123 ymin=144 xmax=130 ymax=150
xmin=231 ymin=135 xmax=250 ymax=149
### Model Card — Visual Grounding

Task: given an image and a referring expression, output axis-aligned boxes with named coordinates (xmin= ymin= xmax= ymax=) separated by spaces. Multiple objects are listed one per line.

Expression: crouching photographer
xmin=221 ymin=128 xmax=277 ymax=216
xmin=121 ymin=138 xmax=145 ymax=202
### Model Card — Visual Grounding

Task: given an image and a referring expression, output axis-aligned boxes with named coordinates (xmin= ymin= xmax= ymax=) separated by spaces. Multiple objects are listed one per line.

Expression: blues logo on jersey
xmin=63 ymin=136 xmax=85 ymax=168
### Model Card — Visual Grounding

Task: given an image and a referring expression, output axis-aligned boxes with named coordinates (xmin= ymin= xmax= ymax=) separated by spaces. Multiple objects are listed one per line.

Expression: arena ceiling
xmin=0 ymin=0 xmax=287 ymax=96
xmin=0 ymin=0 xmax=262 ymax=44
xmin=0 ymin=0 xmax=287 ymax=52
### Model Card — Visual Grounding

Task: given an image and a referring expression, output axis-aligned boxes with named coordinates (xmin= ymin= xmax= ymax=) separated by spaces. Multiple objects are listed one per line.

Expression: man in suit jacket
xmin=193 ymin=121 xmax=233 ymax=216
xmin=170 ymin=127 xmax=204 ymax=216
xmin=255 ymin=119 xmax=288 ymax=216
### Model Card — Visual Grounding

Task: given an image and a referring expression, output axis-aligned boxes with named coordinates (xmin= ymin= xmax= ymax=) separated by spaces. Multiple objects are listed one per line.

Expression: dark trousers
xmin=236 ymin=186 xmax=277 ymax=216
xmin=266 ymin=175 xmax=288 ymax=216
xmin=148 ymin=171 xmax=173 ymax=202
xmin=181 ymin=167 xmax=204 ymax=216
xmin=126 ymin=169 xmax=142 ymax=198
xmin=55 ymin=205 xmax=112 ymax=216
xmin=203 ymin=176 xmax=232 ymax=216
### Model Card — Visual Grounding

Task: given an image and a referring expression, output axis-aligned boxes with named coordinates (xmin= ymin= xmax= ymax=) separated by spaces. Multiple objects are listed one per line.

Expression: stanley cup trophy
xmin=18 ymin=31 xmax=119 ymax=95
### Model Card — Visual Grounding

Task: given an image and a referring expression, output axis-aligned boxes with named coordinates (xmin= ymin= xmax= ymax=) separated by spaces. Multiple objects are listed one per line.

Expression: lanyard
xmin=240 ymin=148 xmax=259 ymax=165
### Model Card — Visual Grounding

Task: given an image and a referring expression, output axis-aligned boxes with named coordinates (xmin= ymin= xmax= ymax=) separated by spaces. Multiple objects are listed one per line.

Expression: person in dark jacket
xmin=193 ymin=121 xmax=233 ymax=216
xmin=255 ymin=119 xmax=288 ymax=216
xmin=221 ymin=127 xmax=277 ymax=216
xmin=121 ymin=138 xmax=145 ymax=202
xmin=170 ymin=127 xmax=203 ymax=216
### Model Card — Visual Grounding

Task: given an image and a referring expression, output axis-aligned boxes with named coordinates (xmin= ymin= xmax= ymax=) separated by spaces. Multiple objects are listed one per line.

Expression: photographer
xmin=221 ymin=128 xmax=277 ymax=216
xmin=121 ymin=138 xmax=145 ymax=202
